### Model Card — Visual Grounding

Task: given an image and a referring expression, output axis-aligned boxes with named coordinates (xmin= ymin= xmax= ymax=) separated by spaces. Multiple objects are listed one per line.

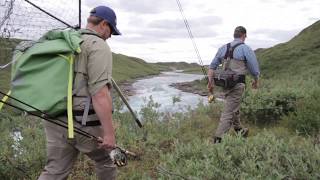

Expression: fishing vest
xmin=71 ymin=29 xmax=112 ymax=126
xmin=213 ymin=43 xmax=248 ymax=89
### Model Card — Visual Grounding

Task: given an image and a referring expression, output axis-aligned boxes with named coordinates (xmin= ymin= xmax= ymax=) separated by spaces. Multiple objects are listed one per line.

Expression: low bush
xmin=284 ymin=89 xmax=320 ymax=136
xmin=158 ymin=132 xmax=320 ymax=180
xmin=241 ymin=89 xmax=298 ymax=125
xmin=0 ymin=112 xmax=45 ymax=180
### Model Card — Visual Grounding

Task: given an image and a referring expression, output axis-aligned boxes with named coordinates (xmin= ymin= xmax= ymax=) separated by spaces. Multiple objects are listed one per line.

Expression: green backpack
xmin=1 ymin=29 xmax=83 ymax=138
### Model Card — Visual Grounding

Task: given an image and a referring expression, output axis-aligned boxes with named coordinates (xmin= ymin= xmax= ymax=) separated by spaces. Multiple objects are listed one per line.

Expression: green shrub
xmin=158 ymin=132 xmax=320 ymax=180
xmin=284 ymin=89 xmax=320 ymax=136
xmin=241 ymin=89 xmax=298 ymax=125
xmin=0 ymin=112 xmax=46 ymax=179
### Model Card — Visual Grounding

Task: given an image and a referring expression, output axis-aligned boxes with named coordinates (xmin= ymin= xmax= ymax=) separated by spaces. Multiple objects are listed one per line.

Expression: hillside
xmin=112 ymin=53 xmax=160 ymax=82
xmin=0 ymin=38 xmax=202 ymax=88
xmin=256 ymin=20 xmax=320 ymax=79
xmin=0 ymin=38 xmax=20 ymax=65
xmin=0 ymin=38 xmax=161 ymax=84
xmin=150 ymin=61 xmax=200 ymax=71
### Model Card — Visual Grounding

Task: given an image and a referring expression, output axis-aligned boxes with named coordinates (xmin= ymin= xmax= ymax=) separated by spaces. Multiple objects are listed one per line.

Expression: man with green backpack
xmin=34 ymin=6 xmax=121 ymax=179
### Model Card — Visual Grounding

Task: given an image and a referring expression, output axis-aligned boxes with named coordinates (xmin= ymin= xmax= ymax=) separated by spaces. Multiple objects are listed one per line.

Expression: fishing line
xmin=175 ymin=0 xmax=208 ymax=83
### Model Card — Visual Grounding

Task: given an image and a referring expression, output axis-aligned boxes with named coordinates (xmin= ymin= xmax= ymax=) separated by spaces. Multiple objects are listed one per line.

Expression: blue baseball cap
xmin=90 ymin=6 xmax=121 ymax=35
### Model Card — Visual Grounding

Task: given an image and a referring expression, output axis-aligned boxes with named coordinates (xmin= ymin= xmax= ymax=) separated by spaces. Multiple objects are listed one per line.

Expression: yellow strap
xmin=0 ymin=90 xmax=11 ymax=111
xmin=59 ymin=54 xmax=74 ymax=139
xmin=67 ymin=55 xmax=74 ymax=138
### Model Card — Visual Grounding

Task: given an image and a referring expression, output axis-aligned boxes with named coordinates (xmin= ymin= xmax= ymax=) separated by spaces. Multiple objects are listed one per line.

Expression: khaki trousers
xmin=215 ymin=83 xmax=245 ymax=137
xmin=38 ymin=119 xmax=117 ymax=180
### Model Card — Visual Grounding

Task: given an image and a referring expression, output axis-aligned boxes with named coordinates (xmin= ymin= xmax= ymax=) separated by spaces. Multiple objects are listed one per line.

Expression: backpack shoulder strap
xmin=79 ymin=29 xmax=104 ymax=40
xmin=224 ymin=43 xmax=231 ymax=59
xmin=224 ymin=42 xmax=244 ymax=59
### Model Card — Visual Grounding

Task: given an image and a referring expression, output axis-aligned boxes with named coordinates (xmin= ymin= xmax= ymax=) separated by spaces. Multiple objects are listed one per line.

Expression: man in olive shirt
xmin=39 ymin=6 xmax=121 ymax=180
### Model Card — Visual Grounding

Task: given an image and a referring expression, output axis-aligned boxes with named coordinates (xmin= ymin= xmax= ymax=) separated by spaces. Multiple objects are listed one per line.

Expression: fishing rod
xmin=0 ymin=90 xmax=97 ymax=139
xmin=0 ymin=91 xmax=94 ymax=141
xmin=175 ymin=0 xmax=214 ymax=103
xmin=111 ymin=79 xmax=142 ymax=128
xmin=0 ymin=91 xmax=136 ymax=166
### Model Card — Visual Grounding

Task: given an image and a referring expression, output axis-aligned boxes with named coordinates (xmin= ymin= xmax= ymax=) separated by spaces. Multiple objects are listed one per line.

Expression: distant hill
xmin=0 ymin=37 xmax=202 ymax=83
xmin=0 ymin=37 xmax=20 ymax=64
xmin=150 ymin=62 xmax=200 ymax=71
xmin=256 ymin=20 xmax=320 ymax=79
xmin=112 ymin=53 xmax=160 ymax=82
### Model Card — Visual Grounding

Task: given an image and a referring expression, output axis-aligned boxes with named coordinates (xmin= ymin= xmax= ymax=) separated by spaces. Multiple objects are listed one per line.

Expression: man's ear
xmin=101 ymin=21 xmax=109 ymax=27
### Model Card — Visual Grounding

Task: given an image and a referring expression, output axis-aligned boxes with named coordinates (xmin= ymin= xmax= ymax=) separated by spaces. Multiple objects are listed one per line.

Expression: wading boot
xmin=213 ymin=136 xmax=222 ymax=144
xmin=235 ymin=128 xmax=249 ymax=138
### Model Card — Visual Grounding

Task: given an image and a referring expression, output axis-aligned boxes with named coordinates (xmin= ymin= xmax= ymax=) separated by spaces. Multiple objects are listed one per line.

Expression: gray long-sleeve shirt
xmin=209 ymin=38 xmax=260 ymax=79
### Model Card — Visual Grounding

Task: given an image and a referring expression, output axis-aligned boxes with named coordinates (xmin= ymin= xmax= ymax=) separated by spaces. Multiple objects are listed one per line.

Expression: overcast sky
xmin=5 ymin=0 xmax=319 ymax=65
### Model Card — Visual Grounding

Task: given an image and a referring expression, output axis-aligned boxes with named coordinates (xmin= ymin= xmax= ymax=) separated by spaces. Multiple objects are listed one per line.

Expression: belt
xmin=56 ymin=109 xmax=96 ymax=116
xmin=76 ymin=120 xmax=101 ymax=126
xmin=55 ymin=109 xmax=101 ymax=126
xmin=238 ymin=75 xmax=246 ymax=83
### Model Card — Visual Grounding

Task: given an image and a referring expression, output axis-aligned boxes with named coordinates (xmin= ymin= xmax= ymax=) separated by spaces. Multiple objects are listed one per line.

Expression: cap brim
xmin=111 ymin=26 xmax=121 ymax=35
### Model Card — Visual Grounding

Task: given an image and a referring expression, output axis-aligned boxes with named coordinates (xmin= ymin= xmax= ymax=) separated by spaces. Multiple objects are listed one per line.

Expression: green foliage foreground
xmin=158 ymin=133 xmax=320 ymax=180
xmin=0 ymin=99 xmax=319 ymax=179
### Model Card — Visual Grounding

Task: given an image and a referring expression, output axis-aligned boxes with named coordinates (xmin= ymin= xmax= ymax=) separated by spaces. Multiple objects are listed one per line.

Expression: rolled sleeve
xmin=244 ymin=46 xmax=260 ymax=78
xmin=87 ymin=40 xmax=112 ymax=95
xmin=209 ymin=47 xmax=225 ymax=70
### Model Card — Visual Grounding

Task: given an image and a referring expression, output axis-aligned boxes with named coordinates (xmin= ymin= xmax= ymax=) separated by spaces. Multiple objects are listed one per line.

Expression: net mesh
xmin=0 ymin=0 xmax=80 ymax=66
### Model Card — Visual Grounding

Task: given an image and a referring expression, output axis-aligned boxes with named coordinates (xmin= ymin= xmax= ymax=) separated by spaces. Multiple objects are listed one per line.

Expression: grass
xmin=112 ymin=53 xmax=161 ymax=82
xmin=0 ymin=69 xmax=10 ymax=92
xmin=1 ymin=100 xmax=319 ymax=179
xmin=180 ymin=66 xmax=204 ymax=74
xmin=150 ymin=62 xmax=200 ymax=72
xmin=257 ymin=20 xmax=320 ymax=79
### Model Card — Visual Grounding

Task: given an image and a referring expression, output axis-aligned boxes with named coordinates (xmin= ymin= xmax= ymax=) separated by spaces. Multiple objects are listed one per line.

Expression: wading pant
xmin=215 ymin=83 xmax=245 ymax=138
xmin=38 ymin=118 xmax=117 ymax=180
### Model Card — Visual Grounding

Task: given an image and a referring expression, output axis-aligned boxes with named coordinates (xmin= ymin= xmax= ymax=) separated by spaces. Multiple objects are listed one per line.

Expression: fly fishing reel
xmin=109 ymin=147 xmax=138 ymax=167
xmin=208 ymin=94 xmax=215 ymax=103
xmin=109 ymin=147 xmax=127 ymax=167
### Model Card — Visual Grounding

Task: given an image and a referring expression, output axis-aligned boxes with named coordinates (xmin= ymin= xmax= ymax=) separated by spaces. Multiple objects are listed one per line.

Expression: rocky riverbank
xmin=170 ymin=81 xmax=208 ymax=96
xmin=118 ymin=81 xmax=137 ymax=96
xmin=119 ymin=75 xmax=223 ymax=99
xmin=170 ymin=80 xmax=225 ymax=99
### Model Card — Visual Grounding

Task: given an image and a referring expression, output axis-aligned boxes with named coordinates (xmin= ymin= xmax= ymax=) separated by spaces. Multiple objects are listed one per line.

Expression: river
xmin=125 ymin=71 xmax=207 ymax=113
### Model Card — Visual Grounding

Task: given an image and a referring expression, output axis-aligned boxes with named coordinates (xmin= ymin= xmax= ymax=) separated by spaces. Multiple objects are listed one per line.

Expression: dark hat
xmin=90 ymin=6 xmax=121 ymax=35
xmin=234 ymin=26 xmax=246 ymax=34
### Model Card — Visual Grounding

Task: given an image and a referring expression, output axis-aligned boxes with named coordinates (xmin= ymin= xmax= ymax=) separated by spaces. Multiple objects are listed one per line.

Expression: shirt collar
xmin=233 ymin=38 xmax=242 ymax=42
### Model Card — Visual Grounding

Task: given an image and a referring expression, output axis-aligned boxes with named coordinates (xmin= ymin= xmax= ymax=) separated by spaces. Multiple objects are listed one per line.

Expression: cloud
xmin=309 ymin=17 xmax=319 ymax=22
xmin=84 ymin=0 xmax=111 ymax=8
xmin=149 ymin=15 xmax=222 ymax=29
xmin=253 ymin=29 xmax=300 ymax=42
xmin=111 ymin=0 xmax=179 ymax=14
xmin=284 ymin=0 xmax=311 ymax=2
xmin=122 ymin=15 xmax=221 ymax=41
xmin=121 ymin=25 xmax=218 ymax=42
xmin=114 ymin=36 xmax=167 ymax=44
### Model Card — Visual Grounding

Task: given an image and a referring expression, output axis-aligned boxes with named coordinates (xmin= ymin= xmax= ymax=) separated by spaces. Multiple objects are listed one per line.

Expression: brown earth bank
xmin=116 ymin=74 xmax=158 ymax=97
xmin=170 ymin=82 xmax=208 ymax=96
xmin=118 ymin=81 xmax=136 ymax=96
xmin=118 ymin=76 xmax=224 ymax=99
xmin=170 ymin=81 xmax=225 ymax=99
